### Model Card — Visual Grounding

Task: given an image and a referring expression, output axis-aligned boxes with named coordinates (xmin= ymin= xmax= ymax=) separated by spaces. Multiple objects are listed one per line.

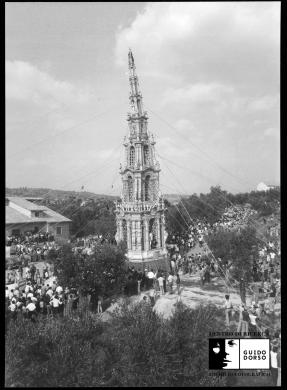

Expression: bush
xmin=51 ymin=243 xmax=128 ymax=298
xmin=206 ymin=226 xmax=259 ymax=283
xmin=6 ymin=302 xmax=227 ymax=387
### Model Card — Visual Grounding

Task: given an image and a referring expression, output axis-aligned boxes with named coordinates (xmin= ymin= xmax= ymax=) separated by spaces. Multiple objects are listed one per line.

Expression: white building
xmin=256 ymin=182 xmax=279 ymax=192
xmin=6 ymin=197 xmax=71 ymax=240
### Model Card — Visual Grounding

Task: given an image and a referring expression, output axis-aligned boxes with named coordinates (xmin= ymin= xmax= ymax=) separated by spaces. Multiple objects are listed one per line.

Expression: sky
xmin=6 ymin=2 xmax=280 ymax=196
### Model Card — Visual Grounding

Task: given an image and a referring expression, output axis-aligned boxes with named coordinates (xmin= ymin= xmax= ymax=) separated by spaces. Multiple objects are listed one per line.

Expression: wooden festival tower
xmin=115 ymin=50 xmax=168 ymax=271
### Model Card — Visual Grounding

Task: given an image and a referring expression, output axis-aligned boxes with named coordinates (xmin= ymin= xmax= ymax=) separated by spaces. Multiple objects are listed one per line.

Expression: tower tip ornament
xmin=128 ymin=49 xmax=135 ymax=70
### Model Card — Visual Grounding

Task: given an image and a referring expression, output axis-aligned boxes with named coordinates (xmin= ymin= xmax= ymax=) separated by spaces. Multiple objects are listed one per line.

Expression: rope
xmin=160 ymin=161 xmax=235 ymax=292
xmin=156 ymin=150 xmax=280 ymax=291
xmin=6 ymin=142 xmax=122 ymax=232
xmin=8 ymin=102 xmax=125 ymax=159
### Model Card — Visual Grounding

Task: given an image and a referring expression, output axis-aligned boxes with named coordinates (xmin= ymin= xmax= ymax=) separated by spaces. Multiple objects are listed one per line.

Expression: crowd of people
xmin=6 ymin=262 xmax=53 ymax=285
xmin=5 ymin=232 xmax=118 ymax=271
xmin=215 ymin=204 xmax=257 ymax=231
xmin=5 ymin=269 xmax=108 ymax=323
xmin=167 ymin=204 xmax=262 ymax=249
xmin=6 ymin=232 xmax=59 ymax=267
xmin=125 ymin=266 xmax=181 ymax=300
xmin=6 ymin=231 xmax=56 ymax=247
xmin=6 ymin=200 xmax=280 ymax=384
xmin=71 ymin=234 xmax=116 ymax=256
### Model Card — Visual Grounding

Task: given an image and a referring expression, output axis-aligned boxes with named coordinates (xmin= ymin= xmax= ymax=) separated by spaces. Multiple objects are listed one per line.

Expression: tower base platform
xmin=126 ymin=255 xmax=170 ymax=273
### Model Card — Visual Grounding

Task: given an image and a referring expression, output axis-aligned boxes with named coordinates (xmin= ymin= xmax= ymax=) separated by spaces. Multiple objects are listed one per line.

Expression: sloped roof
xmin=7 ymin=197 xmax=47 ymax=211
xmin=6 ymin=205 xmax=71 ymax=225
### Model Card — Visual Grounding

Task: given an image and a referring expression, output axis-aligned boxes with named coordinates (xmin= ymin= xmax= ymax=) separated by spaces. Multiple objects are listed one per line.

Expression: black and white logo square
xmin=209 ymin=339 xmax=239 ymax=369
xmin=239 ymin=339 xmax=270 ymax=369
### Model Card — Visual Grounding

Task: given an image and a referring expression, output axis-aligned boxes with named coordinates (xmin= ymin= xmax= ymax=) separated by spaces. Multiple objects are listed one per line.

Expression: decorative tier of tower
xmin=115 ymin=50 xmax=168 ymax=270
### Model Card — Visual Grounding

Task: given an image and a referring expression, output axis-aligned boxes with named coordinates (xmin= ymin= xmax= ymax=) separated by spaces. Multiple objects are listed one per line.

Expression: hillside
xmin=6 ymin=188 xmax=186 ymax=204
xmin=5 ymin=187 xmax=118 ymax=201
xmin=163 ymin=193 xmax=189 ymax=205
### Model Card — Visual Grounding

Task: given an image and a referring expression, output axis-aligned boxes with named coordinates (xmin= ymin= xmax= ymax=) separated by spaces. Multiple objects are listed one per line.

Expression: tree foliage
xmin=165 ymin=186 xmax=280 ymax=235
xmin=206 ymin=226 xmax=259 ymax=282
xmin=6 ymin=302 xmax=226 ymax=387
xmin=52 ymin=243 xmax=127 ymax=297
xmin=47 ymin=197 xmax=118 ymax=237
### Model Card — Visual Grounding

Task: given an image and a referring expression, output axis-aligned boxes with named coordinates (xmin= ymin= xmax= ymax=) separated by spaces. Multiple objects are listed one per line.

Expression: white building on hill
xmin=256 ymin=182 xmax=279 ymax=192
xmin=5 ymin=197 xmax=71 ymax=240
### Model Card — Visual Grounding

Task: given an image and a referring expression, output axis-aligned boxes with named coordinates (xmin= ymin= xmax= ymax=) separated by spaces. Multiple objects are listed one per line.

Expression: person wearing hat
xmin=224 ymin=295 xmax=233 ymax=327
xmin=26 ymin=298 xmax=36 ymax=321
xmin=167 ymin=273 xmax=173 ymax=294
xmin=239 ymin=277 xmax=246 ymax=305
xmin=248 ymin=309 xmax=258 ymax=333
xmin=237 ymin=304 xmax=249 ymax=333
xmin=270 ymin=345 xmax=279 ymax=386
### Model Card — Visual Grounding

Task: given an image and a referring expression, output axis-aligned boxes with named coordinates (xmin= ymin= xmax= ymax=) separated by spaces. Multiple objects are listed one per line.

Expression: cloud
xmin=115 ymin=2 xmax=279 ymax=87
xmin=263 ymin=127 xmax=280 ymax=138
xmin=97 ymin=148 xmax=121 ymax=160
xmin=162 ymin=83 xmax=234 ymax=106
xmin=156 ymin=136 xmax=191 ymax=159
xmin=6 ymin=60 xmax=95 ymax=108
xmin=5 ymin=60 xmax=103 ymax=142
xmin=247 ymin=94 xmax=279 ymax=111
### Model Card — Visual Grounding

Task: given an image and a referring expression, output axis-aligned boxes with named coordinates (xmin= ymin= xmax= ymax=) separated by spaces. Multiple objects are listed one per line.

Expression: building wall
xmin=6 ymin=221 xmax=70 ymax=241
xmin=47 ymin=222 xmax=70 ymax=240
xmin=6 ymin=222 xmax=46 ymax=237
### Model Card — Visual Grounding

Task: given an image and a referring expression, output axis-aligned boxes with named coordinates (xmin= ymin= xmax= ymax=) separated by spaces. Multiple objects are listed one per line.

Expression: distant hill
xmin=6 ymin=187 xmax=186 ymax=203
xmin=163 ymin=193 xmax=189 ymax=205
xmin=5 ymin=187 xmax=118 ymax=201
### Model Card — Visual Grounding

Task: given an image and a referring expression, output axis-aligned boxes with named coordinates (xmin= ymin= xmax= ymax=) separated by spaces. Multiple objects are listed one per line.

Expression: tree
xmin=53 ymin=243 xmax=127 ymax=297
xmin=5 ymin=302 xmax=227 ymax=387
xmin=107 ymin=301 xmax=227 ymax=387
xmin=206 ymin=226 xmax=259 ymax=283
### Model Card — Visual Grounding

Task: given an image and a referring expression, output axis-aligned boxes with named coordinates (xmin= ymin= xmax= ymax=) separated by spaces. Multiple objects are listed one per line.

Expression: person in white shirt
xmin=26 ymin=302 xmax=36 ymax=312
xmin=8 ymin=289 xmax=14 ymax=301
xmin=51 ymin=295 xmax=60 ymax=315
xmin=16 ymin=300 xmax=22 ymax=310
xmin=158 ymin=276 xmax=164 ymax=295
xmin=24 ymin=283 xmax=32 ymax=295
xmin=46 ymin=287 xmax=53 ymax=298
xmin=248 ymin=310 xmax=257 ymax=332
xmin=167 ymin=273 xmax=173 ymax=294
xmin=8 ymin=302 xmax=17 ymax=313
xmin=56 ymin=285 xmax=63 ymax=295
xmin=224 ymin=295 xmax=233 ymax=326
xmin=25 ymin=269 xmax=31 ymax=280
xmin=270 ymin=345 xmax=278 ymax=386
xmin=170 ymin=260 xmax=176 ymax=272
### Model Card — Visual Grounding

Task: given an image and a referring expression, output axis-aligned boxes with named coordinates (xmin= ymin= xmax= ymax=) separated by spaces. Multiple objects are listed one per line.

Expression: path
xmin=97 ymin=271 xmax=244 ymax=321
xmin=154 ymin=272 xmax=243 ymax=319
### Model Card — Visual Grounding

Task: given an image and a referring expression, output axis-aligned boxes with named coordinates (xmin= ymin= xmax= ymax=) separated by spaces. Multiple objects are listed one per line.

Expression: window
xmin=145 ymin=175 xmax=150 ymax=201
xmin=122 ymin=219 xmax=127 ymax=244
xmin=129 ymin=146 xmax=135 ymax=166
xmin=128 ymin=176 xmax=133 ymax=201
xmin=56 ymin=226 xmax=62 ymax=235
xmin=143 ymin=145 xmax=149 ymax=165
xmin=34 ymin=211 xmax=40 ymax=217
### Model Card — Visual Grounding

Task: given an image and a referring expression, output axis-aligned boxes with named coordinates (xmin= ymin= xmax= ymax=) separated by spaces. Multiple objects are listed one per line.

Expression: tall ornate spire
xmin=128 ymin=49 xmax=143 ymax=116
xmin=115 ymin=50 xmax=168 ymax=271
